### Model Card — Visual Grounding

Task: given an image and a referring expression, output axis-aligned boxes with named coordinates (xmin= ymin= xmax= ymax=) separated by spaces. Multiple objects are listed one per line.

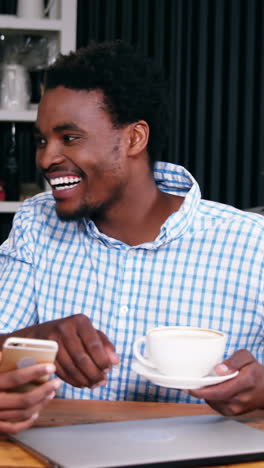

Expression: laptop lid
xmin=13 ymin=414 xmax=264 ymax=468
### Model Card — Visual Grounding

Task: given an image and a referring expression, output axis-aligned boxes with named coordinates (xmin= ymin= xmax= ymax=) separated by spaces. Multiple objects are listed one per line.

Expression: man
xmin=0 ymin=40 xmax=264 ymax=416
xmin=0 ymin=363 xmax=60 ymax=434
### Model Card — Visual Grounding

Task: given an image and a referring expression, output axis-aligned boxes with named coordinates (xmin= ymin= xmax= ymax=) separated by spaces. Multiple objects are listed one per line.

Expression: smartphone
xmin=0 ymin=337 xmax=58 ymax=391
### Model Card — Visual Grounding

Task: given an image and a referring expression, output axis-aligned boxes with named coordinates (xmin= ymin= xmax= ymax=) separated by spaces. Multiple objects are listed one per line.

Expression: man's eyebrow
xmin=33 ymin=123 xmax=84 ymax=133
xmin=53 ymin=123 xmax=84 ymax=132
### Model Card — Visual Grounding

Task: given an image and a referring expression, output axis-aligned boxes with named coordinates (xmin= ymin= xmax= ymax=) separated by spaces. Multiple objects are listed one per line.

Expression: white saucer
xmin=131 ymin=360 xmax=239 ymax=389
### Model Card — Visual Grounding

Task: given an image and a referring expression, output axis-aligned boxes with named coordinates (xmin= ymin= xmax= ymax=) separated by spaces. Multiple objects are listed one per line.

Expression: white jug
xmin=17 ymin=0 xmax=56 ymax=19
xmin=0 ymin=64 xmax=31 ymax=111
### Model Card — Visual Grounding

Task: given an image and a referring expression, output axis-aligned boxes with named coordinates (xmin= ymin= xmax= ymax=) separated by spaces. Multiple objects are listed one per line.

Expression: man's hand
xmin=0 ymin=363 xmax=60 ymax=434
xmin=15 ymin=315 xmax=119 ymax=389
xmin=189 ymin=349 xmax=264 ymax=416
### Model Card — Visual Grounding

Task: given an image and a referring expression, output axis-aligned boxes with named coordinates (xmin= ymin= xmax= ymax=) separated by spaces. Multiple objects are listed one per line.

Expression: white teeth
xmin=49 ymin=176 xmax=81 ymax=188
xmin=56 ymin=183 xmax=79 ymax=191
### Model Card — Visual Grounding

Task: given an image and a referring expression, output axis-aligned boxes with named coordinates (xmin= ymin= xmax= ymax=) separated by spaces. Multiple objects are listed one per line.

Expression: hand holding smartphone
xmin=0 ymin=337 xmax=58 ymax=391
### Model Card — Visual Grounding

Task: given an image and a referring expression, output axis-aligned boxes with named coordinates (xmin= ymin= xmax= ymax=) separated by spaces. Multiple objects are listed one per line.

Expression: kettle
xmin=0 ymin=64 xmax=31 ymax=111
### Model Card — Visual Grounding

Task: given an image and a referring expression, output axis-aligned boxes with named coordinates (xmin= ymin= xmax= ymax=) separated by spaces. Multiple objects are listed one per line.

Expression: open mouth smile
xmin=49 ymin=176 xmax=81 ymax=191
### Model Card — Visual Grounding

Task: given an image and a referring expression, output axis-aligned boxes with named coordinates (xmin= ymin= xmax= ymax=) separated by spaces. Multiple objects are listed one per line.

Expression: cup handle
xmin=133 ymin=336 xmax=156 ymax=369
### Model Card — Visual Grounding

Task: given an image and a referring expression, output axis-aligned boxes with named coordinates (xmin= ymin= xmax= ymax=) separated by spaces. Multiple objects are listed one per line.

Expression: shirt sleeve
xmin=0 ymin=202 xmax=39 ymax=333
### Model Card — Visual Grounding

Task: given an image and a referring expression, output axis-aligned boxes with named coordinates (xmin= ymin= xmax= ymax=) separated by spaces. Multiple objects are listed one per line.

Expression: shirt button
xmin=120 ymin=305 xmax=129 ymax=315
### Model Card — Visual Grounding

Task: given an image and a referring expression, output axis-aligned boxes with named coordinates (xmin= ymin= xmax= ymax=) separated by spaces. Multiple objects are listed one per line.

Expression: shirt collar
xmin=85 ymin=162 xmax=201 ymax=248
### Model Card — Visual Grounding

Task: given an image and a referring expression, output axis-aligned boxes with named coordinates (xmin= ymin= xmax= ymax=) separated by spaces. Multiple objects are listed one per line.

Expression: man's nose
xmin=36 ymin=143 xmax=65 ymax=170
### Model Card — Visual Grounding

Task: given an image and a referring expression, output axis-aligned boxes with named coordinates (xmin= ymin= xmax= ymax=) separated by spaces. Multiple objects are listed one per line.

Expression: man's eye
xmin=34 ymin=136 xmax=46 ymax=147
xmin=63 ymin=135 xmax=78 ymax=143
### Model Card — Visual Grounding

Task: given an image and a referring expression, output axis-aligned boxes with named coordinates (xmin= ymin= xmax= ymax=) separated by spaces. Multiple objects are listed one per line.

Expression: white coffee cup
xmin=133 ymin=326 xmax=227 ymax=378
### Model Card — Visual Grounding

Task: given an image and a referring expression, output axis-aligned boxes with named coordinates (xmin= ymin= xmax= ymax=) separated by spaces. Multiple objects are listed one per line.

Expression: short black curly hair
xmin=44 ymin=40 xmax=169 ymax=167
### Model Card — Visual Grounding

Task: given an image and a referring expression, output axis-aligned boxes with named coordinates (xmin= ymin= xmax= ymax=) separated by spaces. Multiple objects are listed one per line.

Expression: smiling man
xmin=0 ymin=40 xmax=264 ymax=416
xmin=35 ymin=88 xmax=131 ymax=222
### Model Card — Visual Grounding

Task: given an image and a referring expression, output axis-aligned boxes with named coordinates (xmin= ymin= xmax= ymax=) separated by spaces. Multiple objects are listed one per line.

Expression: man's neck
xmin=94 ymin=187 xmax=184 ymax=246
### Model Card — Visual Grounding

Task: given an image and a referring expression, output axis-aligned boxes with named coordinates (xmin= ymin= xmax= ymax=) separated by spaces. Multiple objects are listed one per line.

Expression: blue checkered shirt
xmin=0 ymin=162 xmax=264 ymax=403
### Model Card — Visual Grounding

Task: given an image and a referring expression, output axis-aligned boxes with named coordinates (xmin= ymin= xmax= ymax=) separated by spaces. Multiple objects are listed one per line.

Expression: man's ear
xmin=127 ymin=120 xmax=149 ymax=156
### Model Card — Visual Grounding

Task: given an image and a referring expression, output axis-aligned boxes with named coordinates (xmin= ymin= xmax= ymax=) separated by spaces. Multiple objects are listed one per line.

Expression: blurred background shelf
xmin=0 ymin=14 xmax=62 ymax=32
xmin=0 ymin=0 xmax=77 ymax=230
xmin=0 ymin=109 xmax=37 ymax=122
xmin=0 ymin=201 xmax=22 ymax=213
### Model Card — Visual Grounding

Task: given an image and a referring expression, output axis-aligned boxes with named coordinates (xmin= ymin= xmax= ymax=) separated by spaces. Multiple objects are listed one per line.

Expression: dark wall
xmin=77 ymin=0 xmax=264 ymax=209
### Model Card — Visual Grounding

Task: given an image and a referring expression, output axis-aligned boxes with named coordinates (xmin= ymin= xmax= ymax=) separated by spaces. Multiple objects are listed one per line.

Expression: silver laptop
xmin=13 ymin=414 xmax=264 ymax=468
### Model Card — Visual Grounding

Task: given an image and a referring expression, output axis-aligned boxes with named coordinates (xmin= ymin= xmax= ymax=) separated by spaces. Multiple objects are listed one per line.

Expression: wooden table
xmin=1 ymin=399 xmax=264 ymax=467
